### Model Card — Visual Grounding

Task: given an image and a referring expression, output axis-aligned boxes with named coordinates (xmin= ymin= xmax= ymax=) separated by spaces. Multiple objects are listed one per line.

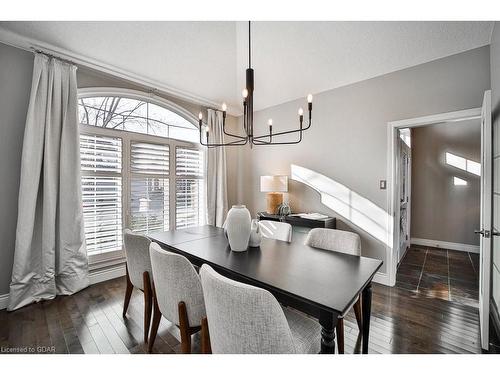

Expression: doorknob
xmin=475 ymin=229 xmax=491 ymax=238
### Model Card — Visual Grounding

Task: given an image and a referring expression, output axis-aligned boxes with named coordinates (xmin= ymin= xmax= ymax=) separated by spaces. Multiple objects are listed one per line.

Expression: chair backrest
xmin=123 ymin=229 xmax=153 ymax=289
xmin=259 ymin=220 xmax=292 ymax=242
xmin=304 ymin=228 xmax=361 ymax=256
xmin=149 ymin=242 xmax=205 ymax=327
xmin=199 ymin=264 xmax=296 ymax=354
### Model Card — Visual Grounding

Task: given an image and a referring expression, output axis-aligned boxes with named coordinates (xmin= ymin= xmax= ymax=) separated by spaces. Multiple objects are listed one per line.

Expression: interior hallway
xmin=396 ymin=246 xmax=479 ymax=307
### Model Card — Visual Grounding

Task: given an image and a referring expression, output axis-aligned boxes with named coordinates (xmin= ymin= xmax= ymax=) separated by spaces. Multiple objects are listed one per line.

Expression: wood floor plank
xmin=42 ymin=300 xmax=69 ymax=354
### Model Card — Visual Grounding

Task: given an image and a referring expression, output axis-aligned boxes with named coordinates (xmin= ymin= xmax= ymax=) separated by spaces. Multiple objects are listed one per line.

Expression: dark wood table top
xmin=149 ymin=225 xmax=382 ymax=316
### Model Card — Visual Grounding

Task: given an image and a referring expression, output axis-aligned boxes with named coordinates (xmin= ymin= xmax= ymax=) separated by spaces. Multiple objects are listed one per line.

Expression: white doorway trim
xmin=386 ymin=107 xmax=481 ymax=286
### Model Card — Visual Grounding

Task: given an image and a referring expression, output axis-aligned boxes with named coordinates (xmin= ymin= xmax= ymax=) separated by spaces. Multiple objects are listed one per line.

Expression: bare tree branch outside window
xmin=78 ymin=96 xmax=198 ymax=142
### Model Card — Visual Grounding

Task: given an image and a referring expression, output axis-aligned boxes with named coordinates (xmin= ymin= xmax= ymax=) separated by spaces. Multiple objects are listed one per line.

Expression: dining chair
xmin=304 ymin=228 xmax=362 ymax=354
xmin=148 ymin=242 xmax=206 ymax=354
xmin=122 ymin=229 xmax=153 ymax=343
xmin=199 ymin=264 xmax=321 ymax=354
xmin=259 ymin=220 xmax=293 ymax=242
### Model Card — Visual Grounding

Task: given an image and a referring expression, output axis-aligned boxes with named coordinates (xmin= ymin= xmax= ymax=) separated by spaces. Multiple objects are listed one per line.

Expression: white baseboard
xmin=89 ymin=263 xmax=126 ymax=285
xmin=372 ymin=271 xmax=391 ymax=286
xmin=0 ymin=263 xmax=126 ymax=311
xmin=0 ymin=293 xmax=8 ymax=310
xmin=410 ymin=237 xmax=479 ymax=254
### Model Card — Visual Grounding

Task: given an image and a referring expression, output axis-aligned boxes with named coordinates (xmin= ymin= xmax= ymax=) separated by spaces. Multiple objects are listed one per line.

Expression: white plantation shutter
xmin=175 ymin=147 xmax=206 ymax=228
xmin=176 ymin=147 xmax=204 ymax=177
xmin=80 ymin=134 xmax=123 ymax=255
xmin=131 ymin=142 xmax=169 ymax=175
xmin=130 ymin=142 xmax=169 ymax=234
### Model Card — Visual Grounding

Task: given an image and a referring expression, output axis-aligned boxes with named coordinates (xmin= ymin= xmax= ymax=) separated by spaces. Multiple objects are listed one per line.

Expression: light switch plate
xmin=380 ymin=180 xmax=387 ymax=190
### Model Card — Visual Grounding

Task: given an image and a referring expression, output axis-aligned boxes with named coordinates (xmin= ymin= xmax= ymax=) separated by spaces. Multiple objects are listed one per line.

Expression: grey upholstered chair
xmin=304 ymin=228 xmax=362 ymax=354
xmin=148 ymin=242 xmax=206 ymax=354
xmin=259 ymin=220 xmax=293 ymax=242
xmin=122 ymin=229 xmax=153 ymax=343
xmin=199 ymin=264 xmax=321 ymax=354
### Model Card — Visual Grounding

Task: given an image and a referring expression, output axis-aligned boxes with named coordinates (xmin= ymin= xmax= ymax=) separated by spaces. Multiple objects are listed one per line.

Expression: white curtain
xmin=206 ymin=109 xmax=228 ymax=227
xmin=8 ymin=54 xmax=88 ymax=311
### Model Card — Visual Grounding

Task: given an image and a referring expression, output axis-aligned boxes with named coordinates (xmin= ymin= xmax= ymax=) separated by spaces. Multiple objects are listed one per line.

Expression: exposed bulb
xmin=298 ymin=108 xmax=304 ymax=116
xmin=307 ymin=94 xmax=313 ymax=103
xmin=242 ymin=88 xmax=248 ymax=98
xmin=204 ymin=125 xmax=210 ymax=133
xmin=198 ymin=112 xmax=203 ymax=120
xmin=268 ymin=119 xmax=273 ymax=126
xmin=222 ymin=103 xmax=227 ymax=112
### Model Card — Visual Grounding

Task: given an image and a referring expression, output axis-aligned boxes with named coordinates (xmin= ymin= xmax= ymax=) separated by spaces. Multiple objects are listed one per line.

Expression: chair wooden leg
xmin=201 ymin=317 xmax=212 ymax=354
xmin=148 ymin=286 xmax=162 ymax=354
xmin=336 ymin=318 xmax=345 ymax=354
xmin=122 ymin=265 xmax=133 ymax=317
xmin=143 ymin=272 xmax=152 ymax=343
xmin=353 ymin=298 xmax=363 ymax=331
xmin=178 ymin=301 xmax=191 ymax=354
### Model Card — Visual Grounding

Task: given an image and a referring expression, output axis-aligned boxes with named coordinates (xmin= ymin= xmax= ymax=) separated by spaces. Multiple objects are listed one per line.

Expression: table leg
xmin=362 ymin=282 xmax=372 ymax=354
xmin=319 ymin=310 xmax=338 ymax=354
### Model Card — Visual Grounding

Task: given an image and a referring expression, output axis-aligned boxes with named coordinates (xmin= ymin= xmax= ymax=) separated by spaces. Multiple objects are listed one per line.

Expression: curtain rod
xmin=30 ymin=47 xmax=79 ymax=67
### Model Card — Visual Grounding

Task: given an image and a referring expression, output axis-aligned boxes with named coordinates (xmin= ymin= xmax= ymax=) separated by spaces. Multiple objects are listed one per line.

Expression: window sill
xmin=89 ymin=254 xmax=126 ymax=272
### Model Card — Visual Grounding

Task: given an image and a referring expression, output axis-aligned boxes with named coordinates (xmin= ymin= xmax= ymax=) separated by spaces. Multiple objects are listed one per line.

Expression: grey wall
xmin=410 ymin=120 xmax=481 ymax=246
xmin=229 ymin=46 xmax=491 ymax=275
xmin=0 ymin=42 xmax=239 ymax=297
xmin=0 ymin=43 xmax=33 ymax=295
xmin=491 ymin=22 xmax=500 ymax=312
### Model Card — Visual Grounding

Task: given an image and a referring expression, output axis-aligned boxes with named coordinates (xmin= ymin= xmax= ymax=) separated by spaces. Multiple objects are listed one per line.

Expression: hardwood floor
xmin=396 ymin=246 xmax=479 ymax=308
xmin=0 ymin=267 xmax=494 ymax=354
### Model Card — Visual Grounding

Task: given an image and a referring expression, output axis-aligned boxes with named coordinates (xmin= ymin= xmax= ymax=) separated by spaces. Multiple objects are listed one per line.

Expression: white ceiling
xmin=0 ymin=21 xmax=494 ymax=111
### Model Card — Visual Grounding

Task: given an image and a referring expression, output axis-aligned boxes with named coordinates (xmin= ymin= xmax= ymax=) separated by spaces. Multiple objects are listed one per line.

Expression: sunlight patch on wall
xmin=291 ymin=164 xmax=392 ymax=247
xmin=445 ymin=152 xmax=480 ymax=176
xmin=453 ymin=176 xmax=467 ymax=186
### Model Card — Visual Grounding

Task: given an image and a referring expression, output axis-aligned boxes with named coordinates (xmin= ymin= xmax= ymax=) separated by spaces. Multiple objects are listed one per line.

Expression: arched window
xmin=78 ymin=89 xmax=206 ymax=260
xmin=78 ymin=94 xmax=199 ymax=142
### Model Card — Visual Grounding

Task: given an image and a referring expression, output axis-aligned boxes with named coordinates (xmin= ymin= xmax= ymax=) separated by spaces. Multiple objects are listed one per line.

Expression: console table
xmin=257 ymin=212 xmax=336 ymax=229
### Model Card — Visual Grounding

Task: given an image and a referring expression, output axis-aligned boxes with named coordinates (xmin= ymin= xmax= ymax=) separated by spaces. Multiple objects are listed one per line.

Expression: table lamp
xmin=260 ymin=175 xmax=288 ymax=214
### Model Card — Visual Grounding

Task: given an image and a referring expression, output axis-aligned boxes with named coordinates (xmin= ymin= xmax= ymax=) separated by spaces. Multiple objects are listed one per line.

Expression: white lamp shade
xmin=260 ymin=175 xmax=288 ymax=193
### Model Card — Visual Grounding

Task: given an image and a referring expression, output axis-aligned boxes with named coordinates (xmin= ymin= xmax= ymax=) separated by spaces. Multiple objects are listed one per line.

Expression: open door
xmin=397 ymin=132 xmax=411 ymax=263
xmin=477 ymin=90 xmax=492 ymax=350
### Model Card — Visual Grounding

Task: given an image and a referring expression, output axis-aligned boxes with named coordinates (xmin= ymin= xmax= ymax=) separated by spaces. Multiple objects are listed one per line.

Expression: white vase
xmin=225 ymin=205 xmax=251 ymax=252
xmin=249 ymin=219 xmax=262 ymax=247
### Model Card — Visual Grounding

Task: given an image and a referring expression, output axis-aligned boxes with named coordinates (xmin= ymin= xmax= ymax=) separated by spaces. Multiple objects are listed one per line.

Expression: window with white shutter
xmin=130 ymin=142 xmax=169 ymax=234
xmin=78 ymin=91 xmax=207 ymax=263
xmin=80 ymin=134 xmax=123 ymax=256
xmin=175 ymin=147 xmax=206 ymax=229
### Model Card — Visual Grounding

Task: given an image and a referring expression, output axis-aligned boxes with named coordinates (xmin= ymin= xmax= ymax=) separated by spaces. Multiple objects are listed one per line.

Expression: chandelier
xmin=198 ymin=21 xmax=313 ymax=147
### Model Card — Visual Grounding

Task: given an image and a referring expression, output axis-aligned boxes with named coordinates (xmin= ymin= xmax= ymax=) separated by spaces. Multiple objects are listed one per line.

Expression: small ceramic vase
xmin=249 ymin=219 xmax=262 ymax=247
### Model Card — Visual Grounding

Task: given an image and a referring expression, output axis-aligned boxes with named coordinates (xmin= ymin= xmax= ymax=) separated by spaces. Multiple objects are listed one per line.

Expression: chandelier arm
xmin=252 ymin=120 xmax=310 ymax=140
xmin=222 ymin=114 xmax=247 ymax=140
xmin=204 ymin=138 xmax=248 ymax=147
xmin=252 ymin=132 xmax=303 ymax=145
xmin=252 ymin=123 xmax=303 ymax=145
xmin=199 ymin=116 xmax=248 ymax=147
xmin=200 ymin=129 xmax=248 ymax=147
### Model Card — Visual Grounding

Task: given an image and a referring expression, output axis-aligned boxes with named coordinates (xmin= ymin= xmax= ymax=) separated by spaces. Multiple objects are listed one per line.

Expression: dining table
xmin=149 ymin=225 xmax=383 ymax=354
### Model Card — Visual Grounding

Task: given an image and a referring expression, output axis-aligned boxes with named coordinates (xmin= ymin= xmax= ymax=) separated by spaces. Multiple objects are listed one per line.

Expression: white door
xmin=398 ymin=136 xmax=411 ymax=263
xmin=478 ymin=90 xmax=492 ymax=350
